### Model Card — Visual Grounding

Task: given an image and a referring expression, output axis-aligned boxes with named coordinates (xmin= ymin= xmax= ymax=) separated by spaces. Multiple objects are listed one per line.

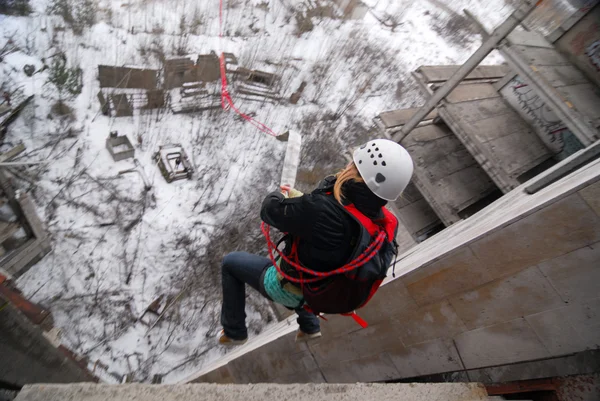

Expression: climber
xmin=218 ymin=139 xmax=414 ymax=345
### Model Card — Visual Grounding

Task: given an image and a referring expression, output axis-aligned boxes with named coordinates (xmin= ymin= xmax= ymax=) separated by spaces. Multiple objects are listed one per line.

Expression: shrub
xmin=0 ymin=0 xmax=32 ymax=16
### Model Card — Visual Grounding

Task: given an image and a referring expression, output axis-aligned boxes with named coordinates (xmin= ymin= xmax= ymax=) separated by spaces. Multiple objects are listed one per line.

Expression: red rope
xmin=218 ymin=0 xmax=279 ymax=138
xmin=261 ymin=222 xmax=387 ymax=284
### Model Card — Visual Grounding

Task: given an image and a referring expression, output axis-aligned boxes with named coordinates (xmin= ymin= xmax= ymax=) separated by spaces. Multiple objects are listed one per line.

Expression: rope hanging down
xmin=218 ymin=0 xmax=279 ymax=137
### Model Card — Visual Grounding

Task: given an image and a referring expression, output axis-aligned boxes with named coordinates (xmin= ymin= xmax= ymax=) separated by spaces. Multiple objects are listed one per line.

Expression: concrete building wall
xmin=438 ymin=84 xmax=553 ymax=193
xmin=392 ymin=182 xmax=443 ymax=242
xmin=0 ymin=299 xmax=94 ymax=386
xmin=499 ymin=74 xmax=584 ymax=160
xmin=189 ymin=158 xmax=600 ymax=385
xmin=500 ymin=28 xmax=600 ymax=146
xmin=555 ymin=4 xmax=600 ymax=88
xmin=400 ymin=123 xmax=499 ymax=226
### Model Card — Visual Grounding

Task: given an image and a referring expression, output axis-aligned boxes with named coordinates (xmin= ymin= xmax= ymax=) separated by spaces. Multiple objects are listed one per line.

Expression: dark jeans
xmin=220 ymin=251 xmax=320 ymax=340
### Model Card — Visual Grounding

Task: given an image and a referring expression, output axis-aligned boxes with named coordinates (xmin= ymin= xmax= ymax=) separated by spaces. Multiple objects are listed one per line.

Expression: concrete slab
xmin=468 ymin=349 xmax=600 ymax=384
xmin=402 ymin=246 xmax=494 ymax=307
xmin=387 ymin=338 xmax=464 ymax=378
xmin=469 ymin=193 xmax=600 ymax=280
xmin=538 ymin=242 xmax=600 ymax=303
xmin=525 ymin=299 xmax=598 ymax=355
xmin=454 ymin=318 xmax=550 ymax=369
xmin=448 ymin=266 xmax=565 ymax=330
xmin=15 ymin=383 xmax=490 ymax=401
xmin=390 ymin=300 xmax=467 ymax=347
xmin=308 ymin=331 xmax=362 ymax=365
xmin=580 ymin=180 xmax=600 ymax=216
xmin=356 ymin=278 xmax=419 ymax=326
xmin=342 ymin=320 xmax=407 ymax=359
xmin=320 ymin=353 xmax=400 ymax=383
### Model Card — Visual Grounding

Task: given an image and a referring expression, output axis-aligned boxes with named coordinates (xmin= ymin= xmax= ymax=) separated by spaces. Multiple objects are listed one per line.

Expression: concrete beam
xmin=15 ymin=383 xmax=490 ymax=401
xmin=393 ymin=0 xmax=540 ymax=143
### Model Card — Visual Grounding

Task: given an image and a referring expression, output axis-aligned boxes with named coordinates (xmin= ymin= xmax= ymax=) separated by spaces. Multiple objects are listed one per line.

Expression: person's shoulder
xmin=314 ymin=175 xmax=337 ymax=192
xmin=309 ymin=193 xmax=347 ymax=219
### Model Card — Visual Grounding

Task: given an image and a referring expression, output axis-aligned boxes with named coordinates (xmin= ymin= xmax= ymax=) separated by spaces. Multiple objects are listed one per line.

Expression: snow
xmin=1 ymin=0 xmax=519 ymax=384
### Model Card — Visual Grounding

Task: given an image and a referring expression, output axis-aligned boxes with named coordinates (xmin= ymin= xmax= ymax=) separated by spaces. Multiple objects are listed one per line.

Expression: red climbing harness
xmin=262 ymin=221 xmax=387 ymax=284
xmin=262 ymin=202 xmax=398 ymax=328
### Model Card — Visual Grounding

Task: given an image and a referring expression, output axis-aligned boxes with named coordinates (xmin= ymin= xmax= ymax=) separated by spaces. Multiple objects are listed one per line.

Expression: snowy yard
xmin=1 ymin=0 xmax=512 ymax=383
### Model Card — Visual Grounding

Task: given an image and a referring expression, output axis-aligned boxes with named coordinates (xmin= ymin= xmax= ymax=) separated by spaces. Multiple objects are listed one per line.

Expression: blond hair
xmin=333 ymin=162 xmax=364 ymax=204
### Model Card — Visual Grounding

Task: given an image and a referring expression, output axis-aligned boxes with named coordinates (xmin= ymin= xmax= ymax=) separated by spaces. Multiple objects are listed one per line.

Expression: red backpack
xmin=261 ymin=197 xmax=398 ymax=328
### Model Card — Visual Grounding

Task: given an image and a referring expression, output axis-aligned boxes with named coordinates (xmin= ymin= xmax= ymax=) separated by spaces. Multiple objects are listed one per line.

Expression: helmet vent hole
xmin=359 ymin=160 xmax=362 ymax=164
xmin=375 ymin=173 xmax=386 ymax=183
xmin=367 ymin=149 xmax=371 ymax=153
xmin=371 ymin=143 xmax=376 ymax=146
xmin=375 ymin=148 xmax=379 ymax=151
xmin=373 ymin=161 xmax=378 ymax=166
xmin=382 ymin=161 xmax=387 ymax=166
xmin=371 ymin=154 xmax=375 ymax=158
xmin=378 ymin=154 xmax=382 ymax=158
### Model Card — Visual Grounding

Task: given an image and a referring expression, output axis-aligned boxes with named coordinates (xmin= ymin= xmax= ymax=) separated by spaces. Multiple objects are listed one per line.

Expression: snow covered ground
xmin=1 ymin=0 xmax=514 ymax=383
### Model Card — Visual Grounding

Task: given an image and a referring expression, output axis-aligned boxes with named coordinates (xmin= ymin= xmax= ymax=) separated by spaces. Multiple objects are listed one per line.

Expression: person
xmin=218 ymin=138 xmax=414 ymax=345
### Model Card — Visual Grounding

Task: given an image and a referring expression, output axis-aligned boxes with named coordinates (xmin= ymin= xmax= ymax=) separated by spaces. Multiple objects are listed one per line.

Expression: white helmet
xmin=352 ymin=139 xmax=413 ymax=201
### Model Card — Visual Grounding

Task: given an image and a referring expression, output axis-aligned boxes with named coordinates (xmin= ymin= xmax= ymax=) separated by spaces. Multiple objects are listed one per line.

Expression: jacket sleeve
xmin=260 ymin=191 xmax=315 ymax=238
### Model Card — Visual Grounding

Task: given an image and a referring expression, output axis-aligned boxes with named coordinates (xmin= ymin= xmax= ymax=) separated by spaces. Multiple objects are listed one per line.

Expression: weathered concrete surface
xmin=555 ymin=4 xmax=600 ymax=89
xmin=14 ymin=383 xmax=489 ymax=401
xmin=558 ymin=373 xmax=600 ymax=401
xmin=400 ymin=122 xmax=498 ymax=226
xmin=439 ymin=86 xmax=553 ymax=192
xmin=393 ymin=182 xmax=443 ymax=241
xmin=500 ymin=28 xmax=600 ymax=146
xmin=0 ymin=300 xmax=93 ymax=386
xmin=498 ymin=74 xmax=584 ymax=160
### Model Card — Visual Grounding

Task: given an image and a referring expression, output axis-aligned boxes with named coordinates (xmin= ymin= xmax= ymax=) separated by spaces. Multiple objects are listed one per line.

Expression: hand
xmin=280 ymin=185 xmax=303 ymax=198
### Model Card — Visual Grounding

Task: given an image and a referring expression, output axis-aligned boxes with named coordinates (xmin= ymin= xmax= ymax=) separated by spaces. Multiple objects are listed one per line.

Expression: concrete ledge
xmin=15 ymin=383 xmax=489 ymax=401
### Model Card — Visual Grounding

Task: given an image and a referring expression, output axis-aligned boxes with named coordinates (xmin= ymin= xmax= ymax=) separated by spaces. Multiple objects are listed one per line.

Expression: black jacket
xmin=260 ymin=176 xmax=388 ymax=272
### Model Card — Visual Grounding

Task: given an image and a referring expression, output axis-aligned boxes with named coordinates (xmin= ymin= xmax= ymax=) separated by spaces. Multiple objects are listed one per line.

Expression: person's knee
xmin=222 ymin=251 xmax=247 ymax=274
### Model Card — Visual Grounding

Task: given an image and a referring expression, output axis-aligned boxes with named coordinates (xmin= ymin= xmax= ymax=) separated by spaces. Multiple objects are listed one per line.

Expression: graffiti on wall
xmin=500 ymin=76 xmax=584 ymax=160
xmin=587 ymin=40 xmax=600 ymax=71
